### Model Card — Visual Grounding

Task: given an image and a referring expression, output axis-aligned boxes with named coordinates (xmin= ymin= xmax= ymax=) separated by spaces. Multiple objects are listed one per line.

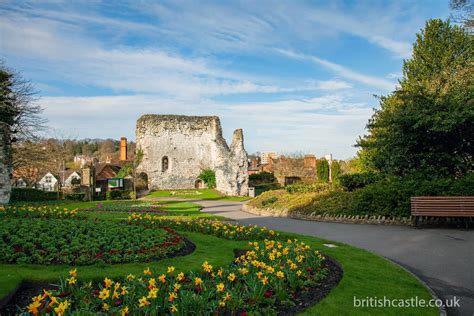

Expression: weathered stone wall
xmin=136 ymin=115 xmax=248 ymax=196
xmin=0 ymin=123 xmax=12 ymax=204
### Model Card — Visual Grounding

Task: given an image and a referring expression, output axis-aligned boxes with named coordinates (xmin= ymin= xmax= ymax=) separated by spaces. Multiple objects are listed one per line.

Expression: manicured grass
xmin=1 ymin=201 xmax=438 ymax=315
xmin=146 ymin=189 xmax=251 ymax=201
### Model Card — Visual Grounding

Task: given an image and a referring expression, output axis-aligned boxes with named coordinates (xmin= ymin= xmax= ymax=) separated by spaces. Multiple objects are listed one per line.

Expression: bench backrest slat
xmin=411 ymin=196 xmax=474 ymax=217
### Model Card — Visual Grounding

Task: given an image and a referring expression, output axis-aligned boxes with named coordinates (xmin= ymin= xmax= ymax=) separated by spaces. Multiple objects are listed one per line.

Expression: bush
xmin=330 ymin=161 xmax=342 ymax=183
xmin=254 ymin=183 xmax=280 ymax=195
xmin=106 ymin=189 xmax=132 ymax=200
xmin=339 ymin=172 xmax=381 ymax=191
xmin=197 ymin=169 xmax=216 ymax=189
xmin=316 ymin=159 xmax=329 ymax=182
xmin=249 ymin=172 xmax=275 ymax=184
xmin=285 ymin=183 xmax=331 ymax=194
xmin=262 ymin=196 xmax=278 ymax=206
xmin=10 ymin=188 xmax=59 ymax=202
xmin=65 ymin=193 xmax=85 ymax=201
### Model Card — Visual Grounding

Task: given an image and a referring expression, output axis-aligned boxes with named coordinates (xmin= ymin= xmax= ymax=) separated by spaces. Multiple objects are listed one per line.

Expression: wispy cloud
xmin=276 ymin=49 xmax=396 ymax=91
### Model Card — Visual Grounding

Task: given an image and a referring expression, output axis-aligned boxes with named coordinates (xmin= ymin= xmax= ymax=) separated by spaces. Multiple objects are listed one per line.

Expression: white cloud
xmin=39 ymin=93 xmax=372 ymax=158
xmin=276 ymin=49 xmax=396 ymax=91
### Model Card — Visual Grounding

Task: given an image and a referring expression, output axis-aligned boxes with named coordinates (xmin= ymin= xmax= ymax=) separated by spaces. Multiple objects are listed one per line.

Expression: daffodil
xmin=194 ymin=277 xmax=203 ymax=286
xmin=276 ymin=271 xmax=285 ymax=279
xmin=158 ymin=274 xmax=166 ymax=283
xmin=143 ymin=268 xmax=152 ymax=276
xmin=27 ymin=301 xmax=41 ymax=315
xmin=99 ymin=288 xmax=110 ymax=300
xmin=138 ymin=296 xmax=150 ymax=308
xmin=69 ymin=268 xmax=77 ymax=278
xmin=170 ymin=304 xmax=178 ymax=313
xmin=168 ymin=292 xmax=178 ymax=302
xmin=227 ymin=273 xmax=236 ymax=282
xmin=167 ymin=266 xmax=175 ymax=273
xmin=121 ymin=306 xmax=129 ymax=316
xmin=104 ymin=277 xmax=113 ymax=288
xmin=216 ymin=283 xmax=225 ymax=292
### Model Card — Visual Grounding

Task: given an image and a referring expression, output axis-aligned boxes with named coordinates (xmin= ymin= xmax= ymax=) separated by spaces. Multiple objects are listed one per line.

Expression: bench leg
xmin=412 ymin=216 xmax=419 ymax=228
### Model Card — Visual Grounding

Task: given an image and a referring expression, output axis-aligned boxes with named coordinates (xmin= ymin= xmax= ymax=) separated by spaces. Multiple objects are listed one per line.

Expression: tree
xmin=0 ymin=62 xmax=45 ymax=142
xmin=197 ymin=169 xmax=216 ymax=189
xmin=330 ymin=160 xmax=342 ymax=183
xmin=316 ymin=159 xmax=329 ymax=182
xmin=357 ymin=19 xmax=473 ymax=178
xmin=450 ymin=0 xmax=473 ymax=33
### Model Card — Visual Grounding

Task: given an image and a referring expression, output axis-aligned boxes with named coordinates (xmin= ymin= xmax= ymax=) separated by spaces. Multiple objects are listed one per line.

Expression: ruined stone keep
xmin=136 ymin=115 xmax=249 ymax=196
xmin=0 ymin=123 xmax=12 ymax=204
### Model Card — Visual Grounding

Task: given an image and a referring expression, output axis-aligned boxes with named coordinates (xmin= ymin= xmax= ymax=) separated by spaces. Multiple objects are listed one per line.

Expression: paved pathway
xmin=153 ymin=198 xmax=474 ymax=315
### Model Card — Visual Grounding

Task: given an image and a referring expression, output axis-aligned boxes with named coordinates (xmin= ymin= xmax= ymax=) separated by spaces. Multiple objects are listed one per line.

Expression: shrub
xmin=106 ymin=189 xmax=132 ymax=200
xmin=65 ymin=193 xmax=85 ymax=201
xmin=330 ymin=161 xmax=342 ymax=183
xmin=254 ymin=183 xmax=280 ymax=195
xmin=10 ymin=188 xmax=59 ymax=202
xmin=316 ymin=159 xmax=329 ymax=182
xmin=285 ymin=183 xmax=331 ymax=194
xmin=339 ymin=172 xmax=381 ymax=191
xmin=197 ymin=169 xmax=216 ymax=189
xmin=249 ymin=172 xmax=275 ymax=184
xmin=262 ymin=196 xmax=278 ymax=206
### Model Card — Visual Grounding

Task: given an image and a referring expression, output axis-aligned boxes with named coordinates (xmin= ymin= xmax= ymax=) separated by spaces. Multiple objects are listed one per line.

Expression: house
xmin=60 ymin=170 xmax=81 ymax=188
xmin=37 ymin=172 xmax=58 ymax=191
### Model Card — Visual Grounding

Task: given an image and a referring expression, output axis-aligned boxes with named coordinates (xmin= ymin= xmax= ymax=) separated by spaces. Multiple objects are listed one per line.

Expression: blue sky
xmin=0 ymin=0 xmax=451 ymax=159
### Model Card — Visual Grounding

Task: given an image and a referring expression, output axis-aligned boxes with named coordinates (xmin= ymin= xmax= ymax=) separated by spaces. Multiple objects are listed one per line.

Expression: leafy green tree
xmin=198 ymin=169 xmax=216 ymax=189
xmin=330 ymin=160 xmax=342 ymax=183
xmin=357 ymin=19 xmax=473 ymax=178
xmin=316 ymin=159 xmax=329 ymax=182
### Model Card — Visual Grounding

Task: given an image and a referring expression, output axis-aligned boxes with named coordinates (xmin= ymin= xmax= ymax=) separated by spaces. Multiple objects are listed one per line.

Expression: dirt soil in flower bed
xmin=0 ymin=237 xmax=196 ymax=314
xmin=233 ymin=249 xmax=343 ymax=316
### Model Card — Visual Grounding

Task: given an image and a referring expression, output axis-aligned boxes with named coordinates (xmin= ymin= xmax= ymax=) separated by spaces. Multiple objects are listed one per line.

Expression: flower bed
xmin=21 ymin=239 xmax=330 ymax=315
xmin=128 ymin=213 xmax=278 ymax=241
xmin=0 ymin=205 xmax=78 ymax=219
xmin=81 ymin=202 xmax=167 ymax=214
xmin=0 ymin=218 xmax=185 ymax=265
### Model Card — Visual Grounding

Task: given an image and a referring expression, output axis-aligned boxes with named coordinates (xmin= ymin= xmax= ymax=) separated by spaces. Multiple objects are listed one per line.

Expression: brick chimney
xmin=120 ymin=137 xmax=127 ymax=161
xmin=304 ymin=155 xmax=316 ymax=168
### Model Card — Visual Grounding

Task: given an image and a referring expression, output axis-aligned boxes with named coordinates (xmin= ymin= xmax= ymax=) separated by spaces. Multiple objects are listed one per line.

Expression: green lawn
xmin=1 ymin=201 xmax=437 ymax=315
xmin=146 ymin=188 xmax=251 ymax=201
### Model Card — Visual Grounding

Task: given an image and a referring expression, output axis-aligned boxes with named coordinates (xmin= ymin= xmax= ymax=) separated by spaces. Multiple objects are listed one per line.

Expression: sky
xmin=0 ymin=0 xmax=451 ymax=159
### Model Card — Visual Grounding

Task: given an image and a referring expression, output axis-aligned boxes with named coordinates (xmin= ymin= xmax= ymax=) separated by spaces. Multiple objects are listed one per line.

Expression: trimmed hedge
xmin=106 ymin=189 xmax=132 ymax=200
xmin=65 ymin=193 xmax=86 ymax=201
xmin=10 ymin=188 xmax=59 ymax=202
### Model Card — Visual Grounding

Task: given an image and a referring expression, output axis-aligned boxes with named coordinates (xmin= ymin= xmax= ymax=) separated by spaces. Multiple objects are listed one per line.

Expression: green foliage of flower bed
xmin=82 ymin=201 xmax=166 ymax=213
xmin=0 ymin=218 xmax=184 ymax=265
xmin=22 ymin=239 xmax=327 ymax=315
xmin=0 ymin=205 xmax=79 ymax=219
xmin=10 ymin=188 xmax=59 ymax=202
xmin=128 ymin=213 xmax=278 ymax=241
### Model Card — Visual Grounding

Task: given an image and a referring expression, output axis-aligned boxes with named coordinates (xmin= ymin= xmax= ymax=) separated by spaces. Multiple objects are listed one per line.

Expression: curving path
xmin=151 ymin=198 xmax=474 ymax=315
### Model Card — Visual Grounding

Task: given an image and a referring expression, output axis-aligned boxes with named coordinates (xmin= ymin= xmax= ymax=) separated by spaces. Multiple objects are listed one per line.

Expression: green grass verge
xmin=1 ymin=202 xmax=437 ymax=315
xmin=146 ymin=189 xmax=251 ymax=201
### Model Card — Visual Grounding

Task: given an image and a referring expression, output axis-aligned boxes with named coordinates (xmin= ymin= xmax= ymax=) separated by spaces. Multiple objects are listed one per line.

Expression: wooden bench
xmin=411 ymin=196 xmax=474 ymax=228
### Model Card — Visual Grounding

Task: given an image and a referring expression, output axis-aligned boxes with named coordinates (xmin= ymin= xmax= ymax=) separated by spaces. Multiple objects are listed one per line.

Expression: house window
xmin=162 ymin=156 xmax=169 ymax=172
xmin=45 ymin=176 xmax=52 ymax=183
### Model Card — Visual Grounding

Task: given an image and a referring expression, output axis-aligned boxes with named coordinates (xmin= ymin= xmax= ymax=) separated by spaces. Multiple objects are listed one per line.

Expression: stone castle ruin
xmin=136 ymin=115 xmax=249 ymax=196
xmin=0 ymin=123 xmax=12 ymax=204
